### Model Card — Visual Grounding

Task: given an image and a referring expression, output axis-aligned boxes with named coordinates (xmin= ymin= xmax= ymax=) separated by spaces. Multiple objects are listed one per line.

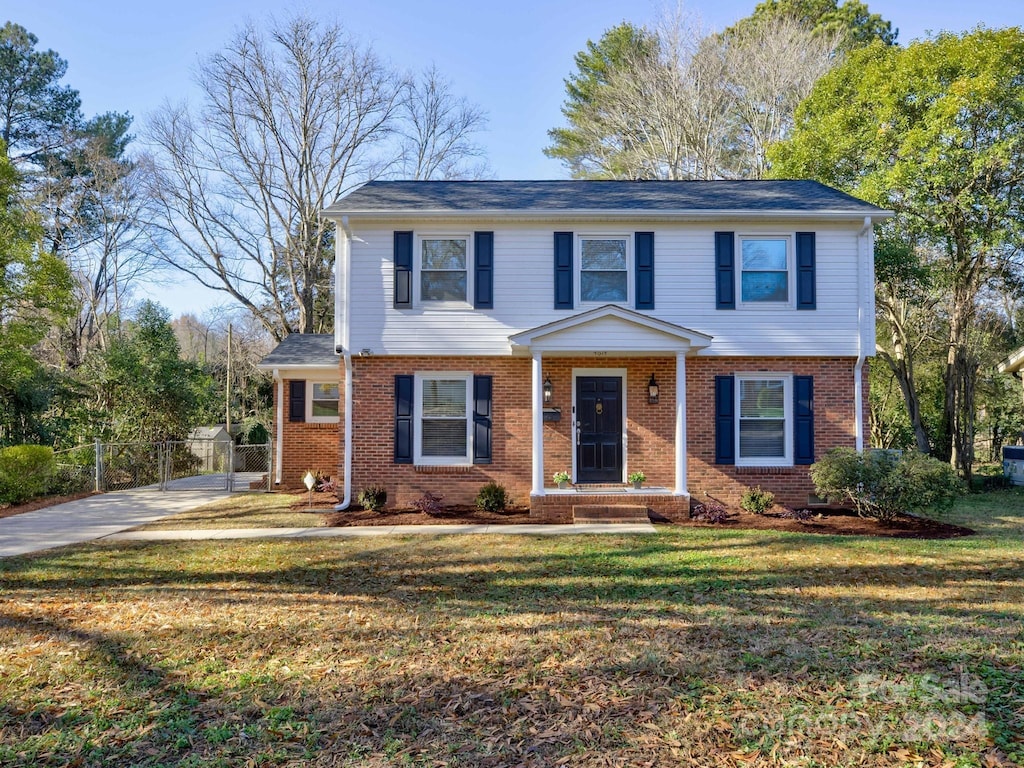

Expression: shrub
xmin=413 ymin=491 xmax=444 ymax=516
xmin=810 ymin=447 xmax=963 ymax=522
xmin=476 ymin=482 xmax=509 ymax=512
xmin=0 ymin=445 xmax=56 ymax=505
xmin=740 ymin=485 xmax=775 ymax=515
xmin=691 ymin=501 xmax=729 ymax=523
xmin=357 ymin=485 xmax=387 ymax=512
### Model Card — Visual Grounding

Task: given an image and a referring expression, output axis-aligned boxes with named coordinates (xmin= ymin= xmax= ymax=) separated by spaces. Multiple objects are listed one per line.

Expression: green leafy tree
xmin=730 ymin=0 xmax=896 ymax=51
xmin=81 ymin=301 xmax=215 ymax=443
xmin=544 ymin=22 xmax=658 ymax=178
xmin=0 ymin=142 xmax=73 ymax=445
xmin=0 ymin=22 xmax=81 ymax=164
xmin=770 ymin=29 xmax=1024 ymax=482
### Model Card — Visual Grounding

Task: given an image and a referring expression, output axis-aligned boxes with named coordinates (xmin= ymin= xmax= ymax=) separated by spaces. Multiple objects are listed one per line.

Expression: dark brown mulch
xmin=662 ymin=505 xmax=974 ymax=539
xmin=0 ymin=491 xmax=98 ymax=520
xmin=324 ymin=503 xmax=533 ymax=527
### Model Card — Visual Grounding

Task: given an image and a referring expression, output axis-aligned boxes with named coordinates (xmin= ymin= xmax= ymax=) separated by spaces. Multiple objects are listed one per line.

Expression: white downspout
xmin=854 ymin=216 xmax=873 ymax=452
xmin=274 ymin=368 xmax=283 ymax=484
xmin=335 ymin=216 xmax=354 ymax=510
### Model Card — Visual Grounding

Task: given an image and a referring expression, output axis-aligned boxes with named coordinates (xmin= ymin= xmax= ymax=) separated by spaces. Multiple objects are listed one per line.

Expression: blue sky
xmin=10 ymin=0 xmax=1023 ymax=316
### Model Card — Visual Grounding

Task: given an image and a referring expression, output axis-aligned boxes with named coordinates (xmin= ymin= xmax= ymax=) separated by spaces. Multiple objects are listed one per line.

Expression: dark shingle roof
xmin=258 ymin=333 xmax=337 ymax=369
xmin=324 ymin=180 xmax=887 ymax=216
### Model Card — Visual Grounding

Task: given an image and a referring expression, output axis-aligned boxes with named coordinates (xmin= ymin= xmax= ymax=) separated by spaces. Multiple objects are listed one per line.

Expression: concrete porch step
xmin=573 ymin=504 xmax=651 ymax=524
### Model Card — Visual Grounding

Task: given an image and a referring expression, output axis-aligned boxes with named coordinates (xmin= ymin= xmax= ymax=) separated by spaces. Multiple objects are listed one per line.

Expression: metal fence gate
xmin=63 ymin=440 xmax=273 ymax=493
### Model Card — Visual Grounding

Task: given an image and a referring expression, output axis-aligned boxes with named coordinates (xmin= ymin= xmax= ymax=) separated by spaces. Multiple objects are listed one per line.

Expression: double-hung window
xmin=736 ymin=375 xmax=791 ymax=466
xmin=420 ymin=237 xmax=469 ymax=304
xmin=739 ymin=237 xmax=790 ymax=305
xmin=308 ymin=382 xmax=340 ymax=423
xmin=416 ymin=373 xmax=472 ymax=465
xmin=580 ymin=236 xmax=629 ymax=303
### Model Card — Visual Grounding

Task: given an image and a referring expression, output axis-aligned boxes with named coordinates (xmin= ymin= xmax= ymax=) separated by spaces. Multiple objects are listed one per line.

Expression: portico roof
xmin=509 ymin=305 xmax=712 ymax=356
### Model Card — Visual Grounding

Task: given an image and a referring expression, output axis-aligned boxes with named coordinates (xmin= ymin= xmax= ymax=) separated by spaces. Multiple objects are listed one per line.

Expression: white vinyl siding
xmin=415 ymin=373 xmax=472 ymax=465
xmin=344 ymin=221 xmax=869 ymax=357
xmin=736 ymin=374 xmax=792 ymax=466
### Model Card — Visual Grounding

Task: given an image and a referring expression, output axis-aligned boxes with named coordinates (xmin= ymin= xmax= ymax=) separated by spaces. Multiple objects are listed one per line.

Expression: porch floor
xmin=544 ymin=485 xmax=674 ymax=495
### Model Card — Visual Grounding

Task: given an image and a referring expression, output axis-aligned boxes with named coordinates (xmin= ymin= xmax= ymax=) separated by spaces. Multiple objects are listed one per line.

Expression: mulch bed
xmin=0 ymin=491 xmax=98 ymax=520
xmin=661 ymin=505 xmax=974 ymax=539
xmin=306 ymin=490 xmax=973 ymax=538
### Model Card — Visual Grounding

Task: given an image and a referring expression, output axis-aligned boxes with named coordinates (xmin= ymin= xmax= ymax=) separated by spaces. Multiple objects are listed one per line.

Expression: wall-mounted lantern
xmin=648 ymin=374 xmax=660 ymax=404
xmin=543 ymin=375 xmax=553 ymax=405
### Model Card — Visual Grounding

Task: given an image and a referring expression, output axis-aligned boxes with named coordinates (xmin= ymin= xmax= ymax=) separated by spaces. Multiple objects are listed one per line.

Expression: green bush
xmin=740 ymin=485 xmax=775 ymax=515
xmin=0 ymin=445 xmax=56 ymax=504
xmin=357 ymin=485 xmax=387 ymax=512
xmin=475 ymin=482 xmax=509 ymax=512
xmin=810 ymin=447 xmax=963 ymax=521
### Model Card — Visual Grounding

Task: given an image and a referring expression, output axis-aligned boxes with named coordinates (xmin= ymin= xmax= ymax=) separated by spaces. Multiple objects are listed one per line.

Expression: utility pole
xmin=226 ymin=322 xmax=232 ymax=434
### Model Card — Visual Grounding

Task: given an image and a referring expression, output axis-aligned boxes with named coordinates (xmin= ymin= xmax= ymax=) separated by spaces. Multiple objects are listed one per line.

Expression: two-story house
xmin=258 ymin=180 xmax=890 ymax=521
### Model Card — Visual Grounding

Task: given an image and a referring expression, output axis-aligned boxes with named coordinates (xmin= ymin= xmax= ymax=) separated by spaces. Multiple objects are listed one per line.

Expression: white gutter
xmin=335 ymin=216 xmax=354 ymax=511
xmin=854 ymin=216 xmax=873 ymax=452
xmin=273 ymin=368 xmax=283 ymax=484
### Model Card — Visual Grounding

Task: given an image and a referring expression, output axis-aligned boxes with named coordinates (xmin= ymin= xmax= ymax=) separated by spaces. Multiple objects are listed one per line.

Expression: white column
xmin=675 ymin=352 xmax=688 ymax=496
xmin=532 ymin=352 xmax=545 ymax=496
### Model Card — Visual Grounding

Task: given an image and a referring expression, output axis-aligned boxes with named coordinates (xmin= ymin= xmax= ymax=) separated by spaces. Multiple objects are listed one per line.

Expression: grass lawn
xmin=1 ymin=491 xmax=1022 ymax=767
xmin=135 ymin=492 xmax=330 ymax=530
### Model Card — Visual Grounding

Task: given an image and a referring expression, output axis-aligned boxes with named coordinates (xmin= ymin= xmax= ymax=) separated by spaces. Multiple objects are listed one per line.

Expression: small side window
xmin=308 ymin=382 xmax=340 ymax=423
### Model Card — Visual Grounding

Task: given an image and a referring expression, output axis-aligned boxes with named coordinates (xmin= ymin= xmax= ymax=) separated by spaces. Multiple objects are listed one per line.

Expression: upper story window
xmin=308 ymin=381 xmax=340 ymax=423
xmin=579 ymin=236 xmax=629 ymax=303
xmin=420 ymin=237 xmax=469 ymax=304
xmin=416 ymin=373 xmax=472 ymax=465
xmin=740 ymin=237 xmax=790 ymax=304
xmin=736 ymin=375 xmax=791 ymax=466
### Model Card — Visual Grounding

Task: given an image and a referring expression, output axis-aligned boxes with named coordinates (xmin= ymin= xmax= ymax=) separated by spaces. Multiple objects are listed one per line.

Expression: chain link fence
xmin=51 ymin=440 xmax=271 ymax=493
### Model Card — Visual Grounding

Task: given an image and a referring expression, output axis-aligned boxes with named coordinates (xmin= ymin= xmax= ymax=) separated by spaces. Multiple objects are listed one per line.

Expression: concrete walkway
xmin=108 ymin=523 xmax=657 ymax=542
xmin=0 ymin=489 xmax=230 ymax=558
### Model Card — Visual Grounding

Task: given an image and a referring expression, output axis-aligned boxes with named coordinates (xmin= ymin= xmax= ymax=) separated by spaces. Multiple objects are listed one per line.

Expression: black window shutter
xmin=794 ymin=375 xmax=815 ymax=465
xmin=796 ymin=232 xmax=816 ymax=310
xmin=473 ymin=375 xmax=493 ymax=464
xmin=394 ymin=375 xmax=414 ymax=464
xmin=715 ymin=375 xmax=735 ymax=464
xmin=394 ymin=231 xmax=413 ymax=308
xmin=635 ymin=232 xmax=655 ymax=310
xmin=474 ymin=232 xmax=494 ymax=309
xmin=288 ymin=380 xmax=306 ymax=423
xmin=554 ymin=232 xmax=573 ymax=309
xmin=715 ymin=232 xmax=735 ymax=309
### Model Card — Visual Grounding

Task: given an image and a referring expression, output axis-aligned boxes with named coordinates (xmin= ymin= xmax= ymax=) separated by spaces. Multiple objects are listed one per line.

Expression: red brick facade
xmin=273 ymin=356 xmax=868 ymax=512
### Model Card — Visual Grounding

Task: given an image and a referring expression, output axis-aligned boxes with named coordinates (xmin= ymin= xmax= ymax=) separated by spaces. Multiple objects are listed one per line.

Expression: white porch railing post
xmin=675 ymin=352 xmax=688 ymax=496
xmin=532 ymin=352 xmax=545 ymax=496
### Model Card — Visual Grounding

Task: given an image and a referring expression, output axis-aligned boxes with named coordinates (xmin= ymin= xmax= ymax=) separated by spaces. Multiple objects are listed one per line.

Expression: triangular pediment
xmin=509 ymin=305 xmax=712 ymax=355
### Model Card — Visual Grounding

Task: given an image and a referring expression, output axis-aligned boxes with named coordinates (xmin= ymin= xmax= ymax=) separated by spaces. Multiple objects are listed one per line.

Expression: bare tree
xmin=723 ymin=16 xmax=839 ymax=178
xmin=396 ymin=65 xmax=489 ymax=180
xmin=146 ymin=15 xmax=403 ymax=340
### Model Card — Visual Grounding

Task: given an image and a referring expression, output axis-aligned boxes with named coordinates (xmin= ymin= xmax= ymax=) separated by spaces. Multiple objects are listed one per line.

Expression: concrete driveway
xmin=0 ymin=489 xmax=229 ymax=558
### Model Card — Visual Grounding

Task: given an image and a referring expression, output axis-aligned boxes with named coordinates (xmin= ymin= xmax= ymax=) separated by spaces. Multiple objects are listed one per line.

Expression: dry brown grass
xmin=136 ymin=491 xmax=331 ymax=530
xmin=1 ymin=490 xmax=1022 ymax=767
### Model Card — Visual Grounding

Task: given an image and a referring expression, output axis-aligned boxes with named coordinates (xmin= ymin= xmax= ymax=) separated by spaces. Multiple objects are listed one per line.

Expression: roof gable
xmin=509 ymin=305 xmax=712 ymax=355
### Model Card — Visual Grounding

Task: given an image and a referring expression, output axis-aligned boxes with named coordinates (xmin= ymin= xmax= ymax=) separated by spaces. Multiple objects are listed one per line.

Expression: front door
xmin=576 ymin=376 xmax=623 ymax=483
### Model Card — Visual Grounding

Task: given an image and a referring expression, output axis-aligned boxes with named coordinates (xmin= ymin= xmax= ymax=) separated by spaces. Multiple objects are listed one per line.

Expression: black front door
xmin=576 ymin=376 xmax=623 ymax=483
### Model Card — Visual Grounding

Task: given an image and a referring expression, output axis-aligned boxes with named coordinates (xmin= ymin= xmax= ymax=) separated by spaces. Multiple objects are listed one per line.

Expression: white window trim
xmin=735 ymin=373 xmax=792 ymax=467
xmin=414 ymin=371 xmax=473 ymax=466
xmin=307 ymin=380 xmax=340 ymax=424
xmin=415 ymin=234 xmax=473 ymax=309
xmin=576 ymin=234 xmax=632 ymax=307
xmin=737 ymin=234 xmax=794 ymax=309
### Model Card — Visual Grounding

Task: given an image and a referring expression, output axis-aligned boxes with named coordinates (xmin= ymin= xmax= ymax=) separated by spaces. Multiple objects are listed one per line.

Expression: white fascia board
xmin=998 ymin=347 xmax=1024 ymax=374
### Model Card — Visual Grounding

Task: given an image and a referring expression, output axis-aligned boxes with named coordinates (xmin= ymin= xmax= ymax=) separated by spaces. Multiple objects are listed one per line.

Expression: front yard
xmin=1 ymin=491 xmax=1022 ymax=766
